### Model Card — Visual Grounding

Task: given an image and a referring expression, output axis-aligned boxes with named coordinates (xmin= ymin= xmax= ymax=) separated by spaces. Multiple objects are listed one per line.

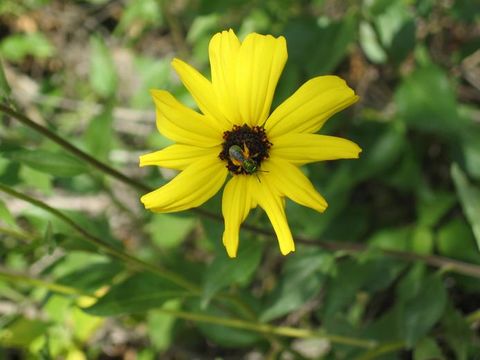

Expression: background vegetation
xmin=0 ymin=0 xmax=479 ymax=358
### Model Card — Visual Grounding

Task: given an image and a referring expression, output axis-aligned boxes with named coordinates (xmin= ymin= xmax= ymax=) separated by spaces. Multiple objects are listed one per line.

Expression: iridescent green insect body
xmin=228 ymin=144 xmax=258 ymax=174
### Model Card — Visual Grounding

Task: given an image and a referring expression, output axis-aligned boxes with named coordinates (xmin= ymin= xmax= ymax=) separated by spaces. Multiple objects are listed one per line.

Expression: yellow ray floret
xmin=139 ymin=29 xmax=361 ymax=258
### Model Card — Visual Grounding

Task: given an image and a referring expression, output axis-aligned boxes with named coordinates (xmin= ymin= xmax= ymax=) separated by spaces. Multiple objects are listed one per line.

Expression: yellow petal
xmin=265 ymin=76 xmax=358 ymax=138
xmin=171 ymin=58 xmax=231 ymax=130
xmin=270 ymin=133 xmax=362 ymax=165
xmin=141 ymin=156 xmax=227 ymax=213
xmin=222 ymin=175 xmax=255 ymax=258
xmin=150 ymin=89 xmax=222 ymax=146
xmin=139 ymin=145 xmax=221 ymax=170
xmin=236 ymin=33 xmax=287 ymax=126
xmin=255 ymin=175 xmax=295 ymax=255
xmin=209 ymin=29 xmax=242 ymax=125
xmin=263 ymin=158 xmax=328 ymax=213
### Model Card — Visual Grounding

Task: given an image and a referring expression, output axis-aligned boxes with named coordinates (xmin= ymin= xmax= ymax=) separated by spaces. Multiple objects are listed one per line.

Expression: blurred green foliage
xmin=0 ymin=0 xmax=480 ymax=359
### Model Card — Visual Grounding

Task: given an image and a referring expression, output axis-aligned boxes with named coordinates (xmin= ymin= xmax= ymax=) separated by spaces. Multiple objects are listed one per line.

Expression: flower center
xmin=219 ymin=124 xmax=272 ymax=175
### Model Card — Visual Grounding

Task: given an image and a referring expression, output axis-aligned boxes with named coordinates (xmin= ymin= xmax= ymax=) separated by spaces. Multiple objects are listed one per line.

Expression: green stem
xmin=3 ymin=104 xmax=480 ymax=280
xmin=0 ymin=267 xmax=93 ymax=298
xmin=0 ymin=182 xmax=256 ymax=319
xmin=0 ymin=269 xmax=376 ymax=349
xmin=158 ymin=308 xmax=377 ymax=349
xmin=0 ymin=103 xmax=149 ymax=193
xmin=0 ymin=182 xmax=199 ymax=293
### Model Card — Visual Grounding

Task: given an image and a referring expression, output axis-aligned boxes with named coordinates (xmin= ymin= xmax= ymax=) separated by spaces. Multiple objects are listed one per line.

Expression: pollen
xmin=219 ymin=124 xmax=272 ymax=175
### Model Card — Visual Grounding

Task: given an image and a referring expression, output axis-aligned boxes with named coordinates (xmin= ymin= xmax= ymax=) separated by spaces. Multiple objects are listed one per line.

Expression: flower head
xmin=140 ymin=29 xmax=361 ymax=258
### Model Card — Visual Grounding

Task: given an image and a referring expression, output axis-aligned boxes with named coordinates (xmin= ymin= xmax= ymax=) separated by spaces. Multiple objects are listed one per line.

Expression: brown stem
xmin=2 ymin=103 xmax=480 ymax=280
xmin=0 ymin=103 xmax=150 ymax=193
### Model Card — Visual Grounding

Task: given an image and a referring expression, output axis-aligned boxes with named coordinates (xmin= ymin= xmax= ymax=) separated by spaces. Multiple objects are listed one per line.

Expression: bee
xmin=228 ymin=144 xmax=258 ymax=174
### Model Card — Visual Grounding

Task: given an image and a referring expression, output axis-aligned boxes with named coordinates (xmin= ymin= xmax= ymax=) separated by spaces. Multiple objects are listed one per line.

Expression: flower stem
xmin=0 ymin=266 xmax=377 ymax=349
xmin=0 ymin=182 xmax=256 ymax=318
xmin=0 ymin=182 xmax=199 ymax=293
xmin=2 ymin=104 xmax=480 ymax=280
xmin=0 ymin=103 xmax=149 ymax=193
xmin=157 ymin=308 xmax=378 ymax=349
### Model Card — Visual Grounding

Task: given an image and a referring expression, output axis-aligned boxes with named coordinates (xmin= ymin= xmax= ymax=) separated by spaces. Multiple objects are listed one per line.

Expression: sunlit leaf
xmin=89 ymin=35 xmax=117 ymax=98
xmin=0 ymin=199 xmax=15 ymax=227
xmin=0 ymin=317 xmax=49 ymax=347
xmin=0 ymin=33 xmax=54 ymax=62
xmin=146 ymin=214 xmax=196 ymax=249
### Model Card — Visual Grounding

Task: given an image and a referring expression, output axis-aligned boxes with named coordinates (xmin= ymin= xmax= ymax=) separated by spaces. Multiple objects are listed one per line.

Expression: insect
xmin=228 ymin=144 xmax=258 ymax=174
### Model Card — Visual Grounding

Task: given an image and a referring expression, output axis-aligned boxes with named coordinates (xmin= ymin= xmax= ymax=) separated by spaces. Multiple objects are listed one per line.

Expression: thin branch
xmin=294 ymin=236 xmax=480 ymax=279
xmin=0 ymin=103 xmax=149 ymax=193
xmin=3 ymin=104 xmax=480 ymax=280
xmin=0 ymin=182 xmax=198 ymax=293
xmin=0 ymin=183 xmax=256 ymax=319
xmin=0 ymin=267 xmax=378 ymax=349
xmin=158 ymin=308 xmax=377 ymax=348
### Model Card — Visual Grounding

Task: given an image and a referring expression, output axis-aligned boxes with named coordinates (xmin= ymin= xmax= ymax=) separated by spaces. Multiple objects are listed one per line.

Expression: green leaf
xmin=260 ymin=249 xmax=334 ymax=322
xmin=306 ymin=13 xmax=357 ymax=74
xmin=390 ymin=19 xmax=416 ymax=64
xmin=57 ymin=261 xmax=123 ymax=293
xmin=0 ymin=33 xmax=54 ymax=62
xmin=395 ymin=65 xmax=464 ymax=136
xmin=7 ymin=150 xmax=88 ymax=177
xmin=189 ymin=300 xmax=261 ymax=348
xmin=451 ymin=164 xmax=480 ymax=250
xmin=89 ymin=36 xmax=117 ymax=98
xmin=359 ymin=21 xmax=387 ymax=64
xmin=19 ymin=166 xmax=52 ymax=193
xmin=131 ymin=56 xmax=171 ymax=108
xmin=441 ymin=305 xmax=471 ymax=360
xmin=285 ymin=14 xmax=357 ymax=75
xmin=414 ymin=338 xmax=445 ymax=360
xmin=117 ymin=0 xmax=163 ymax=35
xmin=202 ymin=240 xmax=263 ymax=307
xmin=369 ymin=226 xmax=410 ymax=251
xmin=402 ymin=273 xmax=447 ymax=346
xmin=354 ymin=123 xmax=406 ymax=181
xmin=146 ymin=214 xmax=196 ymax=249
xmin=187 ymin=14 xmax=220 ymax=43
xmin=0 ymin=199 xmax=15 ymax=227
xmin=147 ymin=300 xmax=180 ymax=351
xmin=410 ymin=225 xmax=433 ymax=255
xmin=84 ymin=273 xmax=186 ymax=316
xmin=437 ymin=218 xmax=480 ymax=263
xmin=417 ymin=190 xmax=456 ymax=227
xmin=323 ymin=257 xmax=405 ymax=320
xmin=0 ymin=317 xmax=49 ymax=347
xmin=461 ymin=128 xmax=480 ymax=179
xmin=84 ymin=107 xmax=114 ymax=162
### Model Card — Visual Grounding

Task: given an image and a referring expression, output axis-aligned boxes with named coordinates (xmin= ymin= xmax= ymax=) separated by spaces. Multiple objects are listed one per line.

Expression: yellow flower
xmin=140 ymin=29 xmax=361 ymax=258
